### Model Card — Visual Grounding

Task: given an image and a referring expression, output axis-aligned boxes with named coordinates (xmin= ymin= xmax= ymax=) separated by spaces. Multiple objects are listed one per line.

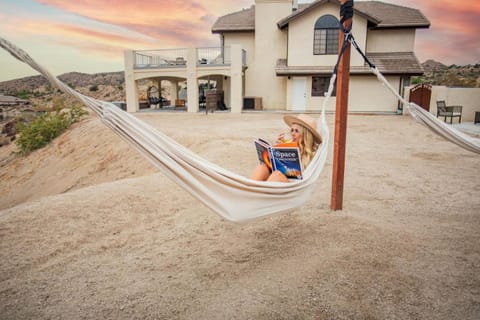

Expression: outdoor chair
xmin=436 ymin=100 xmax=462 ymax=124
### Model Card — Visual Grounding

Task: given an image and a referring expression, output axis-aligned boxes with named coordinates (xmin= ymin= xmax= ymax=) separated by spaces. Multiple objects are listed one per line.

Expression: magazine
xmin=254 ymin=138 xmax=303 ymax=180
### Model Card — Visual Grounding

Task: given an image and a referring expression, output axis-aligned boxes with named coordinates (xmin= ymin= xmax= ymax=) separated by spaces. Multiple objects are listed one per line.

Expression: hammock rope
xmin=346 ymin=34 xmax=480 ymax=154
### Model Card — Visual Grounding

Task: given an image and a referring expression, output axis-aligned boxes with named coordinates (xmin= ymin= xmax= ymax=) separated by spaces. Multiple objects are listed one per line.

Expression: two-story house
xmin=124 ymin=0 xmax=430 ymax=113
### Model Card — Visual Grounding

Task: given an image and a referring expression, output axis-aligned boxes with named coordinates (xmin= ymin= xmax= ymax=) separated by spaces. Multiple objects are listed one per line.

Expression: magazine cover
xmin=254 ymin=139 xmax=303 ymax=180
xmin=271 ymin=147 xmax=303 ymax=180
xmin=254 ymin=138 xmax=273 ymax=170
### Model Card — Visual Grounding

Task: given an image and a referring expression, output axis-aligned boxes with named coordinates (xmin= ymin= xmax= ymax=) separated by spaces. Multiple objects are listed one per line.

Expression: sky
xmin=0 ymin=0 xmax=479 ymax=82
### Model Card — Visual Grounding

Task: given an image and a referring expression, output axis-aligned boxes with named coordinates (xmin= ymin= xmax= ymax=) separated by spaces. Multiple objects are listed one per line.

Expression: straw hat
xmin=283 ymin=114 xmax=322 ymax=144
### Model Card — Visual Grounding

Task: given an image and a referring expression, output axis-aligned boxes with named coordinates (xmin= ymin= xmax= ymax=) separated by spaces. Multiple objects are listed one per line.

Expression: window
xmin=312 ymin=76 xmax=336 ymax=97
xmin=313 ymin=15 xmax=339 ymax=55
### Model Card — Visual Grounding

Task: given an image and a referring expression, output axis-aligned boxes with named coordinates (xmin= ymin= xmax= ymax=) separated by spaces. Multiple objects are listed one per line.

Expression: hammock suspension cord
xmin=343 ymin=31 xmax=480 ymax=154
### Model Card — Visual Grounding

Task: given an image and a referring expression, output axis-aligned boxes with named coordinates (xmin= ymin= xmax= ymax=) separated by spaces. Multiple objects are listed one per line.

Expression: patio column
xmin=230 ymin=44 xmax=243 ymax=113
xmin=124 ymin=50 xmax=139 ymax=112
xmin=170 ymin=81 xmax=178 ymax=102
xmin=186 ymin=47 xmax=199 ymax=112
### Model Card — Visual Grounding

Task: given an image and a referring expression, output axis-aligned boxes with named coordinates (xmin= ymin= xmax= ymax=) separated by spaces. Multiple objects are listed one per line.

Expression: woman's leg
xmin=250 ymin=164 xmax=271 ymax=181
xmin=267 ymin=170 xmax=289 ymax=182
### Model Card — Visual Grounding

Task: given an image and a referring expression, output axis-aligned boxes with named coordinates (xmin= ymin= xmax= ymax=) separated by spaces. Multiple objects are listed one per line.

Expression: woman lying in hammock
xmin=251 ymin=114 xmax=322 ymax=182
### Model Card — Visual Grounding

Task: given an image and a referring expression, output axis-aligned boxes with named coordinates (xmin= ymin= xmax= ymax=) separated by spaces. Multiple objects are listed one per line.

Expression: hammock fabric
xmin=0 ymin=36 xmax=330 ymax=222
xmin=348 ymin=36 xmax=480 ymax=155
xmin=1 ymin=31 xmax=478 ymax=221
xmin=369 ymin=67 xmax=480 ymax=154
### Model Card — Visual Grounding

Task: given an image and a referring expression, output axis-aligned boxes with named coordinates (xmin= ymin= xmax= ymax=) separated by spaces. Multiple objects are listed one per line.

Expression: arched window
xmin=313 ymin=15 xmax=339 ymax=55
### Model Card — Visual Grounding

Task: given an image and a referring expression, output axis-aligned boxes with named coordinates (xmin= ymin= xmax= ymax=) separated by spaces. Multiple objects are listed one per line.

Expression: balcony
xmin=133 ymin=46 xmax=246 ymax=69
xmin=125 ymin=44 xmax=246 ymax=113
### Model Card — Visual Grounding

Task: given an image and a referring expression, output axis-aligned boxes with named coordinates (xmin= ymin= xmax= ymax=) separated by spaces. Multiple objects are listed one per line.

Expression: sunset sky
xmin=0 ymin=0 xmax=478 ymax=82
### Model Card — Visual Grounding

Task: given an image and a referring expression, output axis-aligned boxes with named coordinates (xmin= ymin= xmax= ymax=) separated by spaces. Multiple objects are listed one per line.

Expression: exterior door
xmin=409 ymin=84 xmax=432 ymax=111
xmin=292 ymin=77 xmax=306 ymax=111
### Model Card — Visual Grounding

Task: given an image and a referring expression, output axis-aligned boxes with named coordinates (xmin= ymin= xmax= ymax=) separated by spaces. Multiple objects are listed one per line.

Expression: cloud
xmin=8 ymin=15 xmax=158 ymax=58
xmin=387 ymin=0 xmax=480 ymax=64
xmin=36 ymin=0 xmax=253 ymax=47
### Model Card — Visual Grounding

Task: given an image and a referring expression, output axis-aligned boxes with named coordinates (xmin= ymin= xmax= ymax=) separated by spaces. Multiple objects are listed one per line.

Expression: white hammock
xmin=370 ymin=67 xmax=480 ymax=154
xmin=0 ymin=36 xmax=330 ymax=222
xmin=2 ymin=35 xmax=477 ymax=221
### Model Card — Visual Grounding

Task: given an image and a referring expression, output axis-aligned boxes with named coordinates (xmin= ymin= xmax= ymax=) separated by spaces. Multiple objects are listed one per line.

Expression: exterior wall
xmin=405 ymin=86 xmax=480 ymax=122
xmin=223 ymin=32 xmax=256 ymax=99
xmin=287 ymin=3 xmax=368 ymax=67
xmin=348 ymin=76 xmax=401 ymax=112
xmin=252 ymin=0 xmax=292 ymax=109
xmin=366 ymin=29 xmax=416 ymax=52
xmin=286 ymin=75 xmax=401 ymax=113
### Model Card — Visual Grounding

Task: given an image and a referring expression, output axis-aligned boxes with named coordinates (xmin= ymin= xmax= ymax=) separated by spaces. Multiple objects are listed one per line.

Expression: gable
xmin=212 ymin=6 xmax=255 ymax=33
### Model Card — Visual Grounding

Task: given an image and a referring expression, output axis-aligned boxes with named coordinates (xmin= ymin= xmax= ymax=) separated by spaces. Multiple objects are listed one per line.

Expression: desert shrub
xmin=411 ymin=77 xmax=424 ymax=85
xmin=15 ymin=105 xmax=87 ymax=154
xmin=89 ymin=85 xmax=99 ymax=92
xmin=15 ymin=90 xmax=30 ymax=99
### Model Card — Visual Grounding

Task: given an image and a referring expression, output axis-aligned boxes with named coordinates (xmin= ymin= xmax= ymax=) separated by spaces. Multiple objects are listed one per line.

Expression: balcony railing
xmin=196 ymin=46 xmax=230 ymax=66
xmin=133 ymin=46 xmax=245 ymax=69
xmin=134 ymin=48 xmax=188 ymax=69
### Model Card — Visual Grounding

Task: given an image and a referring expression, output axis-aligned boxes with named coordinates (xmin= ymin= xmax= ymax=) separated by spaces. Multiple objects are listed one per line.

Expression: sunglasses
xmin=290 ymin=127 xmax=300 ymax=133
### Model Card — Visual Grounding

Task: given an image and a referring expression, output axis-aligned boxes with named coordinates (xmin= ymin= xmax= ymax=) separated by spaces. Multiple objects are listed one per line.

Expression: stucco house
xmin=124 ymin=0 xmax=430 ymax=114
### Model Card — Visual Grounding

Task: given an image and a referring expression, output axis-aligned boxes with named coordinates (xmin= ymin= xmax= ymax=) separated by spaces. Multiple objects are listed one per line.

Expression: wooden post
xmin=331 ymin=0 xmax=353 ymax=211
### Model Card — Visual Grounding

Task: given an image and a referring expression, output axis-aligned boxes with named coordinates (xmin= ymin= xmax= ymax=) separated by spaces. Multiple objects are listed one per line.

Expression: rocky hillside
xmin=0 ymin=71 xmax=130 ymax=111
xmin=415 ymin=60 xmax=480 ymax=87
xmin=0 ymin=71 xmax=124 ymax=95
xmin=0 ymin=71 xmax=166 ymax=110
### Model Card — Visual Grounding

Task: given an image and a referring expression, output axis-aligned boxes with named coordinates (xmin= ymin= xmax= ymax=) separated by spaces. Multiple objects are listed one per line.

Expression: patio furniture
xmin=175 ymin=99 xmax=186 ymax=108
xmin=436 ymin=100 xmax=462 ymax=124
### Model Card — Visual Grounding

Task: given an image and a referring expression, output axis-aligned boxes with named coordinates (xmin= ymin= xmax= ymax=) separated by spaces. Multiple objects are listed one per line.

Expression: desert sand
xmin=0 ymin=111 xmax=479 ymax=319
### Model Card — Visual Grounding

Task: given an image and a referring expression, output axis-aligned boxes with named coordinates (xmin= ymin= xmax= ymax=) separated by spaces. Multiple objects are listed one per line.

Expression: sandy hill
xmin=0 ymin=115 xmax=154 ymax=210
xmin=0 ymin=112 xmax=479 ymax=319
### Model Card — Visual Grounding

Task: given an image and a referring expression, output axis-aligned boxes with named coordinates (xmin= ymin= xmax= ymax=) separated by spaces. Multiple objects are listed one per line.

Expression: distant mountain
xmin=0 ymin=71 xmax=124 ymax=95
xmin=422 ymin=59 xmax=446 ymax=71
xmin=417 ymin=60 xmax=480 ymax=87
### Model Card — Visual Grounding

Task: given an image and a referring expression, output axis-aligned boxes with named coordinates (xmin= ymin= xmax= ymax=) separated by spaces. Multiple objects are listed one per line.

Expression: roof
xmin=212 ymin=6 xmax=255 ymax=33
xmin=275 ymin=52 xmax=424 ymax=76
xmin=212 ymin=1 xmax=430 ymax=33
xmin=353 ymin=1 xmax=430 ymax=29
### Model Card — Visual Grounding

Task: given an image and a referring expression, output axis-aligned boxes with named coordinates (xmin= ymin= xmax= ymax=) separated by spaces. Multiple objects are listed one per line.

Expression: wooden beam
xmin=331 ymin=0 xmax=353 ymax=211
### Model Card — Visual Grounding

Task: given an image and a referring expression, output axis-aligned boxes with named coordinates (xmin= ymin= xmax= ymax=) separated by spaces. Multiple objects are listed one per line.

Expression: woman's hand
xmin=275 ymin=132 xmax=291 ymax=144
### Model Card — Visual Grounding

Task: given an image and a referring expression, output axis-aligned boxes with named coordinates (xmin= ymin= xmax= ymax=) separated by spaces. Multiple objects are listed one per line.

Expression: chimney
xmin=292 ymin=0 xmax=298 ymax=11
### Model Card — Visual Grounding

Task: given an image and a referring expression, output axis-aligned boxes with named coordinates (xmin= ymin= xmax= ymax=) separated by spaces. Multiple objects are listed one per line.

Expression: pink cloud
xmin=12 ymin=18 xmax=157 ymax=58
xmin=36 ymin=0 xmax=252 ymax=47
xmin=391 ymin=0 xmax=480 ymax=64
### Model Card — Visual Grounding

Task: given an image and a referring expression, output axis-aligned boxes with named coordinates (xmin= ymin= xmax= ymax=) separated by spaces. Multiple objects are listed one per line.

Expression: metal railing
xmin=196 ymin=46 xmax=231 ymax=66
xmin=133 ymin=46 xmax=246 ymax=69
xmin=134 ymin=48 xmax=188 ymax=69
